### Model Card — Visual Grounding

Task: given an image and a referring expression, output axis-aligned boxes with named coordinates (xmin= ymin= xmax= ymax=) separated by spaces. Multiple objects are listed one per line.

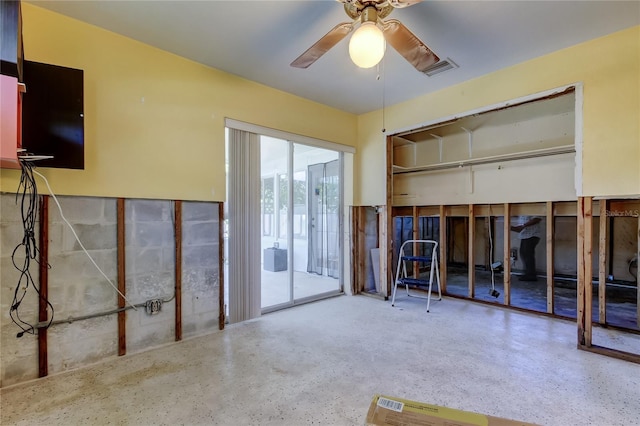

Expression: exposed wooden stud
xmin=376 ymin=207 xmax=380 ymax=295
xmin=439 ymin=205 xmax=447 ymax=293
xmin=475 ymin=205 xmax=504 ymax=217
xmin=375 ymin=207 xmax=380 ymax=250
xmin=389 ymin=199 xmax=640 ymax=365
xmin=350 ymin=206 xmax=367 ymax=295
xmin=579 ymin=198 xmax=640 ymax=363
xmin=380 ymin=205 xmax=391 ymax=297
xmin=358 ymin=207 xmax=367 ymax=294
xmin=117 ymin=198 xmax=126 ymax=356
xmin=38 ymin=195 xmax=49 ymax=378
xmin=385 ymin=135 xmax=394 ymax=299
xmin=579 ymin=344 xmax=640 ymax=365
xmin=553 ymin=201 xmax=578 ymax=217
xmin=417 ymin=206 xmax=439 ymax=216
xmin=511 ymin=203 xmax=546 ymax=216
xmin=546 ymin=201 xmax=554 ymax=314
xmin=577 ymin=197 xmax=586 ymax=346
xmin=468 ymin=204 xmax=475 ymax=298
xmin=503 ymin=203 xmax=511 ymax=306
xmin=583 ymin=197 xmax=593 ymax=346
xmin=449 ymin=205 xmax=469 ymax=217
xmin=350 ymin=207 xmax=361 ymax=294
xmin=609 ymin=200 xmax=640 ymax=215
xmin=174 ymin=200 xmax=183 ymax=341
xmin=598 ymin=200 xmax=608 ymax=324
xmin=218 ymin=202 xmax=225 ymax=330
xmin=350 ymin=206 xmax=358 ymax=295
xmin=393 ymin=206 xmax=413 ymax=216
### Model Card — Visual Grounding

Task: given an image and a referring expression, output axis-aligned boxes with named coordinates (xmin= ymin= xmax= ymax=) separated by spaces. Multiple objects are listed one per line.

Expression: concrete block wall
xmin=125 ymin=199 xmax=176 ymax=353
xmin=47 ymin=196 xmax=119 ymax=376
xmin=0 ymin=193 xmax=221 ymax=388
xmin=1 ymin=194 xmax=40 ymax=387
xmin=181 ymin=202 xmax=219 ymax=338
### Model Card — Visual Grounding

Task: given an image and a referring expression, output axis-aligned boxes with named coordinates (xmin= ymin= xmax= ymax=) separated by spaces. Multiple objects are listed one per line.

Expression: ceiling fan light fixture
xmin=348 ymin=21 xmax=386 ymax=69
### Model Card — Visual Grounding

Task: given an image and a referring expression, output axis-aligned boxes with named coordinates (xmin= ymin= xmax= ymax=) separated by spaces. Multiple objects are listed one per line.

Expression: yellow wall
xmin=0 ymin=4 xmax=357 ymax=201
xmin=357 ymin=26 xmax=640 ymax=205
xmin=4 ymin=6 xmax=638 ymax=206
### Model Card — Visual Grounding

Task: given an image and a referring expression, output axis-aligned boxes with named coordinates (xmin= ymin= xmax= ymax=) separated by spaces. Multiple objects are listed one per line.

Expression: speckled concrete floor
xmin=1 ymin=295 xmax=639 ymax=425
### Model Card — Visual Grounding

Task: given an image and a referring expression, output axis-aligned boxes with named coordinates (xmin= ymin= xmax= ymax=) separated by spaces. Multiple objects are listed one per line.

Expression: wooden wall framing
xmin=383 ymin=120 xmax=637 ymax=364
xmin=379 ymin=198 xmax=640 ymax=364
xmin=546 ymin=201 xmax=554 ymax=314
xmin=33 ymin=198 xmax=224 ymax=378
xmin=439 ymin=206 xmax=447 ymax=293
xmin=468 ymin=204 xmax=475 ymax=298
xmin=577 ymin=197 xmax=640 ymax=364
xmin=503 ymin=203 xmax=511 ymax=305
xmin=350 ymin=206 xmax=366 ymax=295
xmin=350 ymin=205 xmax=389 ymax=298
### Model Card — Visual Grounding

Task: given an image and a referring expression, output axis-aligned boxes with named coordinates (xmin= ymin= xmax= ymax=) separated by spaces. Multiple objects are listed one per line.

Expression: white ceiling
xmin=28 ymin=0 xmax=640 ymax=115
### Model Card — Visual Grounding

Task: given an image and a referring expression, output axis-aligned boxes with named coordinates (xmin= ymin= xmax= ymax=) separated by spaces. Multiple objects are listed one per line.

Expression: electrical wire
xmin=34 ymin=197 xmax=179 ymax=329
xmin=10 ymin=160 xmax=54 ymax=337
xmin=488 ymin=206 xmax=494 ymax=287
xmin=32 ymin=169 xmax=138 ymax=311
xmin=9 ymin=165 xmax=186 ymax=333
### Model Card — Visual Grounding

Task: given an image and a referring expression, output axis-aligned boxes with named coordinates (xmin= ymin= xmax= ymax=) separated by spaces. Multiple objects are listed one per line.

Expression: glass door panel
xmin=293 ymin=144 xmax=341 ymax=300
xmin=260 ymin=136 xmax=291 ymax=308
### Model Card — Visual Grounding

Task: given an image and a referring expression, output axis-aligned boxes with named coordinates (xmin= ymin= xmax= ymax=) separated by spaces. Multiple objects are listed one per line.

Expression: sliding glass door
xmin=260 ymin=137 xmax=291 ymax=308
xmin=260 ymin=139 xmax=342 ymax=311
xmin=226 ymin=121 xmax=352 ymax=322
xmin=291 ymin=144 xmax=340 ymax=303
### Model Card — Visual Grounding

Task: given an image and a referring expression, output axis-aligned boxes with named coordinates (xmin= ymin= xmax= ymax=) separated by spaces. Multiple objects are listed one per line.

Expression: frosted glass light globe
xmin=348 ymin=22 xmax=386 ymax=69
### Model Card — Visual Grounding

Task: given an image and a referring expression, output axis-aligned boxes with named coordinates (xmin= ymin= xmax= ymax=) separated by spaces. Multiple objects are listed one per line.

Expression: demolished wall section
xmin=0 ymin=193 xmax=221 ymax=387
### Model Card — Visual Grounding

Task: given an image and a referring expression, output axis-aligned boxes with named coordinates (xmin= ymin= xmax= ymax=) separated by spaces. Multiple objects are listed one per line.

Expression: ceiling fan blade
xmin=382 ymin=19 xmax=439 ymax=72
xmin=387 ymin=0 xmax=423 ymax=8
xmin=290 ymin=22 xmax=354 ymax=69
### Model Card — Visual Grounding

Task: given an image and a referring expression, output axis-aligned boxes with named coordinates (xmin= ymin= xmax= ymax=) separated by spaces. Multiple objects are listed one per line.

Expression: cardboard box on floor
xmin=366 ymin=395 xmax=538 ymax=426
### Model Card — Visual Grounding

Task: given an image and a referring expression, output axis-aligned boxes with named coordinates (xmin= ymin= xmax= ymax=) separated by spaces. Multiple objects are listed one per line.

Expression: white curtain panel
xmin=227 ymin=128 xmax=261 ymax=323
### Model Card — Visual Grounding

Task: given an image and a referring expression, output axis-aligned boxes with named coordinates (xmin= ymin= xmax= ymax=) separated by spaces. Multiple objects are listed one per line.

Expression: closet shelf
xmin=393 ymin=145 xmax=575 ymax=175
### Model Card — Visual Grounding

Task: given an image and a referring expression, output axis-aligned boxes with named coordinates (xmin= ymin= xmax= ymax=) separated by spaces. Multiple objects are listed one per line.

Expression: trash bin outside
xmin=264 ymin=247 xmax=287 ymax=272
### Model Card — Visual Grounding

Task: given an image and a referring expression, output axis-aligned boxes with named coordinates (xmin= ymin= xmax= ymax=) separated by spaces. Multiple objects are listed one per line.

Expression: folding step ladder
xmin=391 ymin=239 xmax=442 ymax=312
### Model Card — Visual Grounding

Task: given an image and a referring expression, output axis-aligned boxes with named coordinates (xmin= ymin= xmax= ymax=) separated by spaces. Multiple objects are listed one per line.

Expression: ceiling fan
xmin=290 ymin=0 xmax=439 ymax=72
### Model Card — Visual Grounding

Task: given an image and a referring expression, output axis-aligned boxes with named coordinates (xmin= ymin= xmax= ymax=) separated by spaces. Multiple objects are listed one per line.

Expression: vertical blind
xmin=227 ymin=128 xmax=262 ymax=323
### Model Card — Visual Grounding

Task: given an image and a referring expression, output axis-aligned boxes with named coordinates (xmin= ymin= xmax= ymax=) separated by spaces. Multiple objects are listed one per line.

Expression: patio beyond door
xmin=307 ymin=159 xmax=340 ymax=278
xmin=260 ymin=139 xmax=342 ymax=311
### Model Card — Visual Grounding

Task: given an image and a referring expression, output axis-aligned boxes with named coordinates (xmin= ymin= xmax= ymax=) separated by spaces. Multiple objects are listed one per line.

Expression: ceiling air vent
xmin=423 ymin=58 xmax=458 ymax=77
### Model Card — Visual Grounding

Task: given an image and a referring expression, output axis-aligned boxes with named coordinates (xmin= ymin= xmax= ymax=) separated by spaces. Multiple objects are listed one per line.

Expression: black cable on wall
xmin=9 ymin=160 xmax=53 ymax=337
